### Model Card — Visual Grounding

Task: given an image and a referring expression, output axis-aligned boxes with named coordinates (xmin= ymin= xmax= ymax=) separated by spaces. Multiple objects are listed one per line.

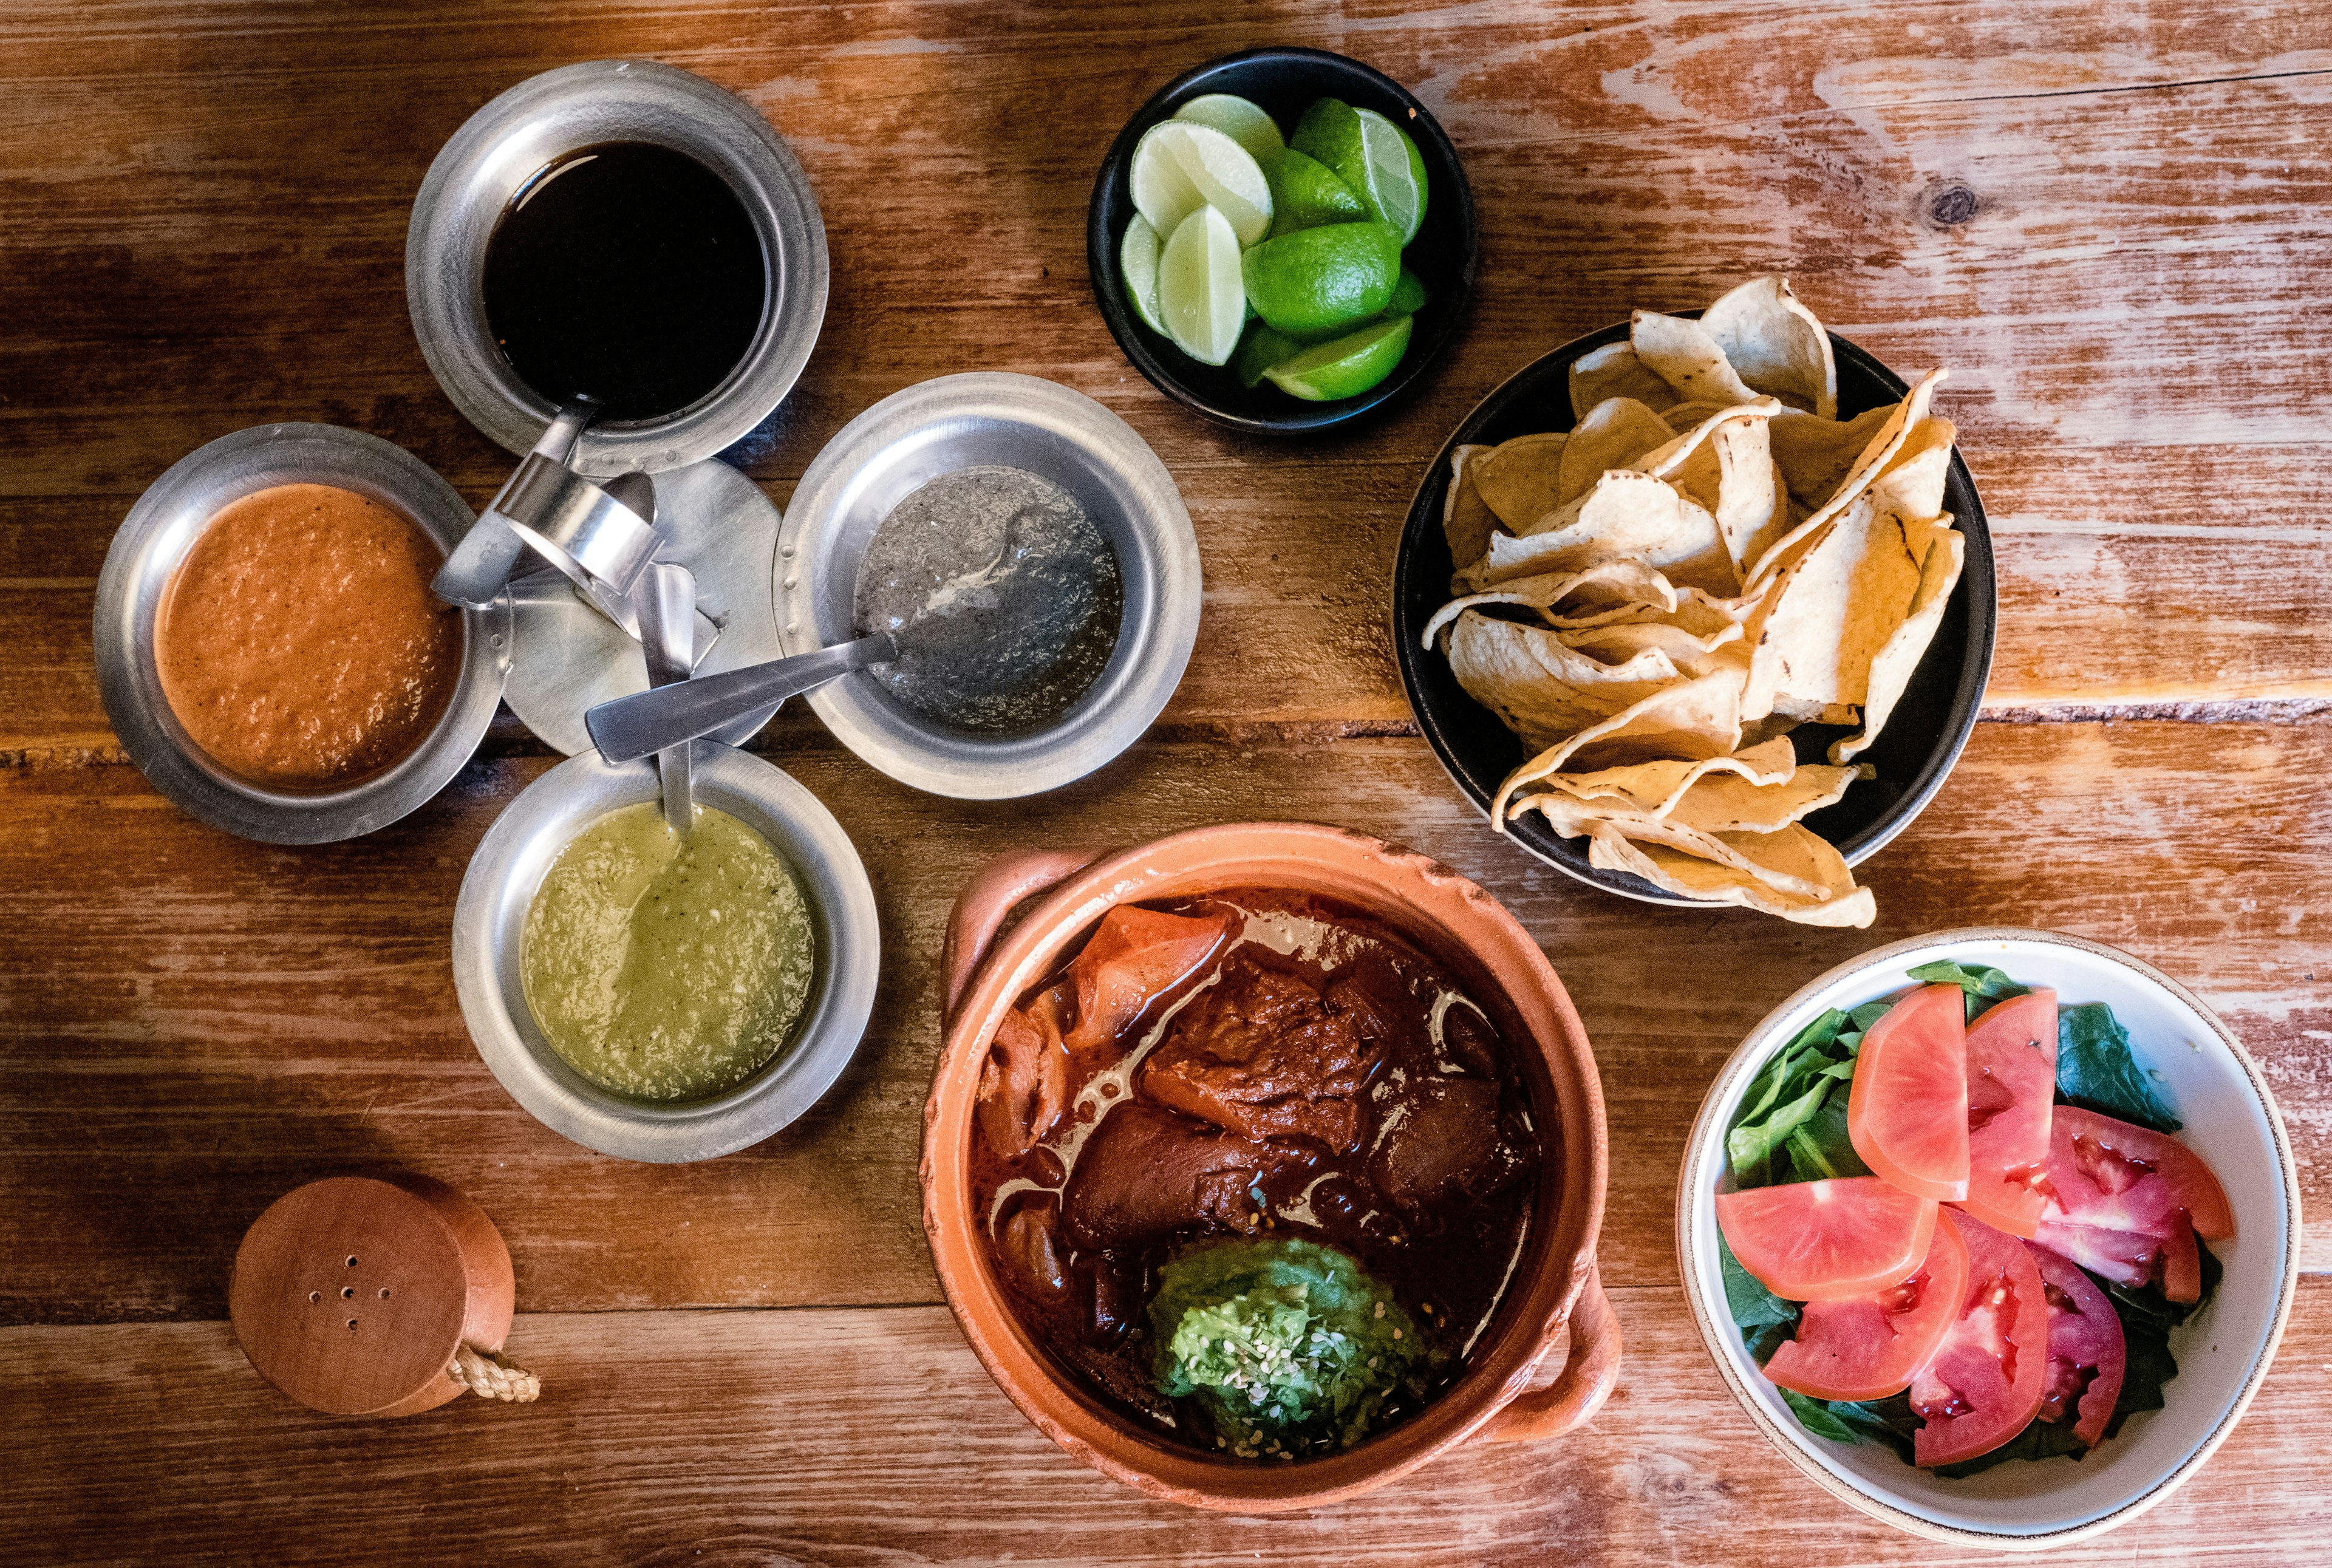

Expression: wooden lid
xmin=229 ymin=1173 xmax=515 ymax=1417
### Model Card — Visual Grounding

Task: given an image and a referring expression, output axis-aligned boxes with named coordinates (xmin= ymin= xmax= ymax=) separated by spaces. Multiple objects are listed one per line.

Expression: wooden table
xmin=5 ymin=2 xmax=2328 ymax=1561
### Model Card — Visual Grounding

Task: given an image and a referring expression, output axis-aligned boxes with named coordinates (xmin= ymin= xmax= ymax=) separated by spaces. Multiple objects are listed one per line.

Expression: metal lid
xmin=94 ymin=423 xmax=510 ymax=844
xmin=406 ymin=59 xmax=828 ymax=476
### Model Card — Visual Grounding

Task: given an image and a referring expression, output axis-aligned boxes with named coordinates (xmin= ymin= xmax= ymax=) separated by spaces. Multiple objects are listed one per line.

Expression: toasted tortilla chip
xmin=1460 ymin=470 xmax=1734 ymax=595
xmin=1444 ymin=444 xmax=1498 ymax=573
xmin=1832 ymin=519 xmax=1965 ymax=764
xmin=1660 ymin=400 xmax=1734 ymax=432
xmin=1422 ymin=560 xmax=1682 ymax=648
xmin=1867 ymin=418 xmax=1955 ymax=524
xmin=1747 ymin=369 xmax=1948 ymax=588
xmin=1711 ymin=421 xmax=1786 ymax=578
xmin=1447 ymin=611 xmax=1680 ymax=752
xmin=1664 ymin=761 xmax=1863 ymax=834
xmin=1701 ymin=275 xmax=1838 ymax=419
xmin=1472 ymin=432 xmax=1570 ymax=533
xmin=1742 ymin=496 xmax=1924 ymax=721
xmin=1569 ymin=341 xmax=1679 ymax=421
xmin=1632 ymin=397 xmax=1782 ymax=517
xmin=1587 ymin=823 xmax=1875 ymax=927
xmin=1631 ymin=310 xmax=1759 ymax=407
xmin=1559 ymin=398 xmax=1677 ymax=506
xmin=1492 ymin=662 xmax=1747 ymax=820
xmin=1664 ymin=584 xmax=1770 ymax=637
xmin=1768 ymin=406 xmax=1896 ymax=511
xmin=1559 ymin=618 xmax=1744 ymax=672
xmin=1519 ymin=793 xmax=1832 ymax=899
xmin=1539 ymin=735 xmax=1800 ymax=817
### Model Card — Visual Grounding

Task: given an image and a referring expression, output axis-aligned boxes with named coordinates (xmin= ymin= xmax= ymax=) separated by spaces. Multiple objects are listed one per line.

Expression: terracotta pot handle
xmin=1475 ymin=1266 xmax=1621 ymax=1445
xmin=942 ymin=847 xmax=1104 ymax=1025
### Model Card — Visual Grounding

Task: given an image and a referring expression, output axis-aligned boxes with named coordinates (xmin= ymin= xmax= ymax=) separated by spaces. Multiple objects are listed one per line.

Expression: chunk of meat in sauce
xmin=1367 ymin=1074 xmax=1530 ymax=1224
xmin=1062 ymin=1102 xmax=1311 ymax=1251
xmin=996 ymin=1196 xmax=1071 ymax=1301
xmin=1139 ymin=956 xmax=1385 ymax=1151
xmin=976 ymin=993 xmax=1069 ymax=1159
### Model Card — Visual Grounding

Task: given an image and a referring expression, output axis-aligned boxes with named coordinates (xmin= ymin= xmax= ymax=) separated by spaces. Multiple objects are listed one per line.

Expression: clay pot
xmin=920 ymin=822 xmax=1617 ymax=1511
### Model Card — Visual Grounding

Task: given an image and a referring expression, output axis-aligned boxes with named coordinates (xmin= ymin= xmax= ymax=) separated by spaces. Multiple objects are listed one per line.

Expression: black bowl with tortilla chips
xmin=1391 ymin=319 xmax=1994 ymax=909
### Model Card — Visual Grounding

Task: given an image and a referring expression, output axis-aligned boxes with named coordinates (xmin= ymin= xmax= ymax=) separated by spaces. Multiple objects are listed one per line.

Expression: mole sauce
xmin=969 ymin=888 xmax=1546 ymax=1455
xmin=483 ymin=141 xmax=765 ymax=422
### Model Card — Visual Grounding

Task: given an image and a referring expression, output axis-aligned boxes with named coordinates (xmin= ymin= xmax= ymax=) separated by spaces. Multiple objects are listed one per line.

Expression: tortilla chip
xmin=1492 ymin=662 xmax=1747 ymax=820
xmin=1539 ymin=735 xmax=1800 ymax=817
xmin=1632 ymin=397 xmax=1783 ymax=517
xmin=1559 ymin=397 xmax=1677 ymax=506
xmin=1631 ymin=310 xmax=1759 ymax=407
xmin=1867 ymin=418 xmax=1955 ymax=524
xmin=1559 ymin=618 xmax=1744 ymax=672
xmin=1519 ymin=794 xmax=1832 ymax=900
xmin=1423 ymin=560 xmax=1682 ymax=647
xmin=1569 ymin=341 xmax=1679 ymax=421
xmin=1587 ymin=823 xmax=1876 ymax=927
xmin=1660 ymin=400 xmax=1734 ymax=432
xmin=1768 ymin=406 xmax=1896 ymax=511
xmin=1459 ymin=470 xmax=1734 ymax=595
xmin=1701 ymin=275 xmax=1838 ymax=419
xmin=1832 ymin=519 xmax=1965 ymax=764
xmin=1444 ymin=444 xmax=1498 ymax=572
xmin=1663 ymin=761 xmax=1863 ymax=833
xmin=1446 ymin=611 xmax=1680 ymax=752
xmin=1664 ymin=583 xmax=1770 ymax=637
xmin=1747 ymin=369 xmax=1948 ymax=588
xmin=1710 ymin=421 xmax=1786 ymax=578
xmin=1472 ymin=431 xmax=1570 ymax=533
xmin=1741 ymin=496 xmax=1925 ymax=721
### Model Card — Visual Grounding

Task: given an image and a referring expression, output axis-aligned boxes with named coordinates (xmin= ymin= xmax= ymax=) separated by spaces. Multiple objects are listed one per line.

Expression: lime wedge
xmin=1263 ymin=148 xmax=1366 ymax=238
xmin=1120 ymin=214 xmax=1169 ymax=335
xmin=1387 ymin=267 xmax=1427 ymax=316
xmin=1239 ymin=220 xmax=1400 ymax=338
xmin=1174 ymin=94 xmax=1283 ymax=165
xmin=1262 ymin=314 xmax=1414 ymax=401
xmin=1129 ymin=121 xmax=1272 ymax=248
xmin=1289 ymin=98 xmax=1427 ymax=246
xmin=1157 ymin=205 xmax=1246 ymax=365
xmin=1233 ymin=321 xmax=1307 ymax=389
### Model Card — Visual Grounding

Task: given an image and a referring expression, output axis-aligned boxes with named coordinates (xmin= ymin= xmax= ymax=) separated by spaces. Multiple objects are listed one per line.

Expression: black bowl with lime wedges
xmin=1088 ymin=48 xmax=1477 ymax=434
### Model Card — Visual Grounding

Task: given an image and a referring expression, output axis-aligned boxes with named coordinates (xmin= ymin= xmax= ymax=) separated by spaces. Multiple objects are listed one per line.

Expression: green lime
xmin=1263 ymin=314 xmax=1413 ymax=401
xmin=1387 ymin=267 xmax=1427 ymax=316
xmin=1120 ymin=214 xmax=1169 ymax=335
xmin=1156 ymin=205 xmax=1246 ymax=366
xmin=1174 ymin=94 xmax=1283 ymax=165
xmin=1233 ymin=321 xmax=1307 ymax=388
xmin=1239 ymin=220 xmax=1400 ymax=338
xmin=1130 ymin=121 xmax=1273 ymax=248
xmin=1263 ymin=148 xmax=1366 ymax=238
xmin=1289 ymin=98 xmax=1426 ymax=246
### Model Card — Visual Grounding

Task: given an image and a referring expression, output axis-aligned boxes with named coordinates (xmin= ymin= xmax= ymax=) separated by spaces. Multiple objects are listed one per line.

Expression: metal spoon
xmin=584 ymin=634 xmax=897 ymax=765
xmin=637 ymin=560 xmax=697 ymax=836
xmin=432 ymin=397 xmax=598 ymax=608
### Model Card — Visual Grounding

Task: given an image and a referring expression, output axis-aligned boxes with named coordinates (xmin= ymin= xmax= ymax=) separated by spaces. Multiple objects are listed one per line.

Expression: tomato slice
xmin=2033 ymin=1105 xmax=2233 ymax=1304
xmin=1909 ymin=1210 xmax=2048 ymax=1467
xmin=1060 ymin=906 xmax=1234 ymax=1055
xmin=1954 ymin=989 xmax=2057 ymax=1236
xmin=1764 ymin=1205 xmax=1970 ymax=1400
xmin=1848 ymin=985 xmax=1971 ymax=1201
xmin=2028 ymin=1242 xmax=2126 ymax=1449
xmin=1716 ymin=1178 xmax=1938 ymax=1303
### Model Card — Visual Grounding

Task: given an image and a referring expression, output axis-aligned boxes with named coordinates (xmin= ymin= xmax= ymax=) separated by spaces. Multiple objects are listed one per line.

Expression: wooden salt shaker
xmin=229 ymin=1171 xmax=539 ymax=1416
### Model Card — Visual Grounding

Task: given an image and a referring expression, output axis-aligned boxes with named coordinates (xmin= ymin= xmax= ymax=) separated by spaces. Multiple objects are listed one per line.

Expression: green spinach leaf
xmin=1729 ymin=1010 xmax=1864 ymax=1188
xmin=1906 ymin=960 xmax=2030 ymax=1023
xmin=2057 ymin=1001 xmax=2181 ymax=1131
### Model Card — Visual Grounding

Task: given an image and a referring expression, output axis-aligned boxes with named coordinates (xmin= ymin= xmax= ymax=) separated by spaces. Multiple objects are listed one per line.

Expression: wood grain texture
xmin=1 ymin=1 xmax=2328 ymax=759
xmin=7 ymin=1284 xmax=2330 ymax=1565
xmin=4 ymin=719 xmax=2325 ymax=1323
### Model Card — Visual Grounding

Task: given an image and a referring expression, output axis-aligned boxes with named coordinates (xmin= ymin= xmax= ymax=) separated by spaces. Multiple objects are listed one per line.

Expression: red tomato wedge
xmin=1060 ymin=906 xmax=1234 ymax=1055
xmin=1909 ymin=1210 xmax=2048 ymax=1467
xmin=1716 ymin=1178 xmax=1938 ymax=1303
xmin=1848 ymin=985 xmax=1971 ymax=1201
xmin=2028 ymin=1242 xmax=2126 ymax=1450
xmin=1765 ymin=1205 xmax=1971 ymax=1400
xmin=1954 ymin=990 xmax=2058 ymax=1237
xmin=2033 ymin=1105 xmax=2234 ymax=1303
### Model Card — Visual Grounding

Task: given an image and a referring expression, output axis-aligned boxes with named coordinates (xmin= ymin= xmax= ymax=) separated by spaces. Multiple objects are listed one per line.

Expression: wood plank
xmin=3 ymin=718 xmax=2324 ymax=1322
xmin=6 ymin=1283 xmax=2328 ymax=1564
xmin=1 ymin=6 xmax=2328 ymax=756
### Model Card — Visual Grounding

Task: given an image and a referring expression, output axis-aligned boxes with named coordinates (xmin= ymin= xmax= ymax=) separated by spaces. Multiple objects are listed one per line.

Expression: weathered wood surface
xmin=4 ymin=719 xmax=2325 ymax=1323
xmin=4 ymin=0 xmax=2330 ymax=1561
xmin=2 ymin=2 xmax=2329 ymax=762
xmin=9 ymin=1287 xmax=2331 ymax=1565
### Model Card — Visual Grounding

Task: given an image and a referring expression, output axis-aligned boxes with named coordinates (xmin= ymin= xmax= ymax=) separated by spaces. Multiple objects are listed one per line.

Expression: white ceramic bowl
xmin=1677 ymin=928 xmax=2300 ymax=1549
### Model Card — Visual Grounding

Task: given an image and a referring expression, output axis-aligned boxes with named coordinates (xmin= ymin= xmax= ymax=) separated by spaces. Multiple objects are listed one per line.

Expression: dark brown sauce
xmin=483 ymin=141 xmax=766 ymax=422
xmin=969 ymin=888 xmax=1546 ymax=1457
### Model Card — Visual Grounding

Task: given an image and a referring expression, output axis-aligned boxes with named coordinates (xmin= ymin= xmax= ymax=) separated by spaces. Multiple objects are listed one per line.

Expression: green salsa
xmin=520 ymin=802 xmax=816 ymax=1102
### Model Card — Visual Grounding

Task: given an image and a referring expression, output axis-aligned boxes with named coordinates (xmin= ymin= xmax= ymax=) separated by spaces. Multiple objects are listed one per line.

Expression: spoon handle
xmin=638 ymin=559 xmax=695 ymax=836
xmin=585 ymin=634 xmax=897 ymax=765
